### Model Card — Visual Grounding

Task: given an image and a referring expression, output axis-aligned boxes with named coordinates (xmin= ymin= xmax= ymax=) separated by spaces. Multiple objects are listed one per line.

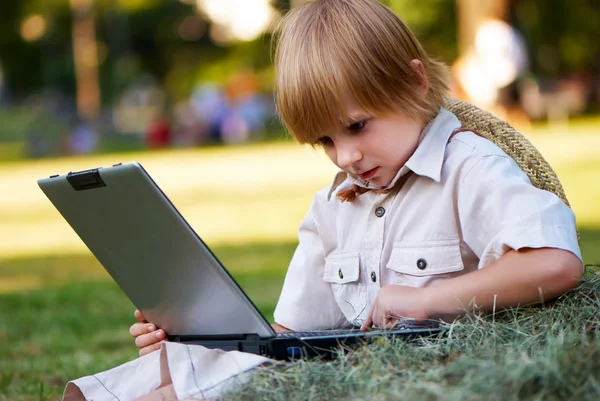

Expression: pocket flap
xmin=387 ymin=240 xmax=463 ymax=276
xmin=323 ymin=252 xmax=360 ymax=284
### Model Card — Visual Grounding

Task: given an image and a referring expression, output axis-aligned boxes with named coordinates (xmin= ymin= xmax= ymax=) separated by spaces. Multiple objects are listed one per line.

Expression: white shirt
xmin=273 ymin=108 xmax=582 ymax=331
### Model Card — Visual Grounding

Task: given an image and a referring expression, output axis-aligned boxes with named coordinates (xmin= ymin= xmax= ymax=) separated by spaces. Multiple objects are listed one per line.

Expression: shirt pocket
xmin=386 ymin=240 xmax=464 ymax=287
xmin=322 ymin=252 xmax=366 ymax=324
xmin=323 ymin=252 xmax=360 ymax=283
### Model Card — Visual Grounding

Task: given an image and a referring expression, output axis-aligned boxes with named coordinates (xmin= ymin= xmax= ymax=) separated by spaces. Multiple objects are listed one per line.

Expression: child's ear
xmin=410 ymin=59 xmax=429 ymax=97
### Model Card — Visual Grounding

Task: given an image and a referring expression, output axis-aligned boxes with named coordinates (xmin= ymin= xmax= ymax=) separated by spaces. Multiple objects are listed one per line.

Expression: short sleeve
xmin=273 ymin=197 xmax=348 ymax=331
xmin=457 ymin=154 xmax=582 ymax=268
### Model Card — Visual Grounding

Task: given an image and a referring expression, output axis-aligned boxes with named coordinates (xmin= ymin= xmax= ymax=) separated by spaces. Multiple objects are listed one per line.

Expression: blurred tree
xmin=456 ymin=0 xmax=507 ymax=54
xmin=384 ymin=0 xmax=458 ymax=64
xmin=0 ymin=0 xmax=597 ymax=110
xmin=70 ymin=0 xmax=101 ymax=120
xmin=98 ymin=0 xmax=206 ymax=102
xmin=513 ymin=0 xmax=600 ymax=78
xmin=0 ymin=1 xmax=74 ymax=97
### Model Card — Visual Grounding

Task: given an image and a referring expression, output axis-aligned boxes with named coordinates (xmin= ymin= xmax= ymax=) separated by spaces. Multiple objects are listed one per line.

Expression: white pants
xmin=62 ymin=343 xmax=277 ymax=401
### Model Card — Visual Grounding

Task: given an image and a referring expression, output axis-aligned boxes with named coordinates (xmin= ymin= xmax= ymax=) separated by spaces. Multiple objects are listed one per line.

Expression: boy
xmin=61 ymin=1 xmax=582 ymax=400
xmin=132 ymin=0 xmax=581 ymax=354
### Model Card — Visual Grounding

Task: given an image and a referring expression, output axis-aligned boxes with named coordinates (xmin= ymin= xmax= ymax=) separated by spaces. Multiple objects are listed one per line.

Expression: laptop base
xmin=169 ymin=327 xmax=446 ymax=361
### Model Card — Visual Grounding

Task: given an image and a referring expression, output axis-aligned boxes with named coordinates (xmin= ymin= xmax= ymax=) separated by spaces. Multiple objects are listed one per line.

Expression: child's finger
xmin=384 ymin=317 xmax=398 ymax=330
xmin=129 ymin=322 xmax=157 ymax=338
xmin=361 ymin=302 xmax=379 ymax=331
xmin=134 ymin=309 xmax=147 ymax=323
xmin=134 ymin=329 xmax=166 ymax=349
xmin=361 ymin=314 xmax=373 ymax=331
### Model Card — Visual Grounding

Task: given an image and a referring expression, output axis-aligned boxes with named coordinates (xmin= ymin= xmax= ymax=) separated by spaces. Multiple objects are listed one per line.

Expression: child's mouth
xmin=359 ymin=167 xmax=379 ymax=180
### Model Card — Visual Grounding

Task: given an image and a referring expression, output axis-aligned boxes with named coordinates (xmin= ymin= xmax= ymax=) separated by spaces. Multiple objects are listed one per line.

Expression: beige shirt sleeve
xmin=457 ymin=153 xmax=582 ymax=268
xmin=273 ymin=194 xmax=348 ymax=331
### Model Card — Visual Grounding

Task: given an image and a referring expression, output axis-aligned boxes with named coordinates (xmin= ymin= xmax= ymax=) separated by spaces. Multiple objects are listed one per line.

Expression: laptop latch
xmin=67 ymin=168 xmax=106 ymax=191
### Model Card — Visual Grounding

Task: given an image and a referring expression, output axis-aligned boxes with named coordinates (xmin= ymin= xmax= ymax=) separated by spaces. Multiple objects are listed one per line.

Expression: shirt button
xmin=416 ymin=258 xmax=427 ymax=270
xmin=338 ymin=268 xmax=344 ymax=279
xmin=370 ymin=271 xmax=377 ymax=282
xmin=375 ymin=206 xmax=385 ymax=218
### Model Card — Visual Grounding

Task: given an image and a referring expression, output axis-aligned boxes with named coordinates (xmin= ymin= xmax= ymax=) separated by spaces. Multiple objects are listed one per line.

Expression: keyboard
xmin=276 ymin=320 xmax=439 ymax=338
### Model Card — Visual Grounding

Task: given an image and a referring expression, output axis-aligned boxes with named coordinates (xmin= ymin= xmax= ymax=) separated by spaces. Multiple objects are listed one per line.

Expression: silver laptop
xmin=38 ymin=162 xmax=443 ymax=360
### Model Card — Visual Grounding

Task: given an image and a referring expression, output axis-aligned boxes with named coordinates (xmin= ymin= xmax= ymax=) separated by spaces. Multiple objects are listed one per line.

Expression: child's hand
xmin=360 ymin=285 xmax=430 ymax=331
xmin=129 ymin=309 xmax=167 ymax=356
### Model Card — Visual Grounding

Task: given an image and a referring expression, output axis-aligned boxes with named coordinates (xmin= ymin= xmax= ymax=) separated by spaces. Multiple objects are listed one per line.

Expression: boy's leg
xmin=132 ymin=344 xmax=207 ymax=401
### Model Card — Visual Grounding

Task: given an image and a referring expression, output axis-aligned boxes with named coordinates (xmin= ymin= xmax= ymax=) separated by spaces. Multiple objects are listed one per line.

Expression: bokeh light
xmin=178 ymin=15 xmax=206 ymax=41
xmin=20 ymin=14 xmax=47 ymax=42
xmin=196 ymin=0 xmax=279 ymax=43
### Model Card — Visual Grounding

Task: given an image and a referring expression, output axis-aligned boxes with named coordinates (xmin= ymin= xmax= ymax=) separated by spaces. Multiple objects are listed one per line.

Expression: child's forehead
xmin=338 ymin=94 xmax=372 ymax=121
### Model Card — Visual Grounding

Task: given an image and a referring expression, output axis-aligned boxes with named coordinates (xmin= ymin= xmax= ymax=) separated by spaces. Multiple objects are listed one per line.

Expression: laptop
xmin=38 ymin=162 xmax=444 ymax=360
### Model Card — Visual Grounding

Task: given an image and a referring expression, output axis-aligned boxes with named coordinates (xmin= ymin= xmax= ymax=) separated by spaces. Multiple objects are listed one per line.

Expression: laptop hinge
xmin=169 ymin=333 xmax=262 ymax=342
xmin=169 ymin=333 xmax=268 ymax=355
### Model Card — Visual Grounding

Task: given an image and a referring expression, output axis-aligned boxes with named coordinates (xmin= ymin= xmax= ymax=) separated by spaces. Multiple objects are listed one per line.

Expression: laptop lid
xmin=38 ymin=162 xmax=275 ymax=339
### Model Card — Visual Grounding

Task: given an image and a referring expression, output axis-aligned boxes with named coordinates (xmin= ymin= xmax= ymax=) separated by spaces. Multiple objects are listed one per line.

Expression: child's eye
xmin=348 ymin=120 xmax=367 ymax=132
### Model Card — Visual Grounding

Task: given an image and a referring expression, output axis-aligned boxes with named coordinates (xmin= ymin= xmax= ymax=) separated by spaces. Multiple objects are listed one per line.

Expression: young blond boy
xmin=66 ymin=1 xmax=582 ymax=400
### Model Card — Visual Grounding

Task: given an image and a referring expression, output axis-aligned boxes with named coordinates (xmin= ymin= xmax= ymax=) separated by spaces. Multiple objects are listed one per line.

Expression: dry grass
xmin=226 ymin=271 xmax=600 ymax=401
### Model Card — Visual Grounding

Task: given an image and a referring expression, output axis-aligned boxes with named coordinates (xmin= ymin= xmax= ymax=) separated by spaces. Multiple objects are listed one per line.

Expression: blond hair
xmin=273 ymin=0 xmax=450 ymax=144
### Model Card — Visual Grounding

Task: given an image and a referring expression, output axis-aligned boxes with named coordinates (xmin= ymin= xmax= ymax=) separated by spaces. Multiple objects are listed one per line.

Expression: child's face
xmin=317 ymin=95 xmax=424 ymax=188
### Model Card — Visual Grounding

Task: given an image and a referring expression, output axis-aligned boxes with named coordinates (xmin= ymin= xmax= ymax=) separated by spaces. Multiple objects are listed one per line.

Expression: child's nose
xmin=336 ymin=143 xmax=362 ymax=169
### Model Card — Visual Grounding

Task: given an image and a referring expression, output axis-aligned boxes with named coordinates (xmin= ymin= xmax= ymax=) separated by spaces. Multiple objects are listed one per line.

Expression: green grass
xmin=0 ymin=242 xmax=295 ymax=401
xmin=0 ymin=232 xmax=599 ymax=401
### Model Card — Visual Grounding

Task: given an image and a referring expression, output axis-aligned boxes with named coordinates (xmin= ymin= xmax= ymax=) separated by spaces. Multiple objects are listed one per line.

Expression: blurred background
xmin=0 ymin=1 xmax=599 ymax=399
xmin=0 ymin=0 xmax=598 ymax=159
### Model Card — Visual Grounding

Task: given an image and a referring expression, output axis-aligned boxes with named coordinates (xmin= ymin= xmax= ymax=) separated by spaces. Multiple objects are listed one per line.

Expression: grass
xmin=0 ymin=232 xmax=599 ymax=401
xmin=0 ymin=242 xmax=295 ymax=401
xmin=226 ymin=270 xmax=600 ymax=401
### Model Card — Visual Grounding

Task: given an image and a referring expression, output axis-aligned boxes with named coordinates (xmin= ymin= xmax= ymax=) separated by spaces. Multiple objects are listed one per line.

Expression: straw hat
xmin=445 ymin=98 xmax=572 ymax=209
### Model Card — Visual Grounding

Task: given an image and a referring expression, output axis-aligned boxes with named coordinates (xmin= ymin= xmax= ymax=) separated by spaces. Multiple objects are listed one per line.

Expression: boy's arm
xmin=362 ymin=247 xmax=582 ymax=329
xmin=416 ymin=149 xmax=582 ymax=320
xmin=273 ymin=192 xmax=348 ymax=331
xmin=423 ymin=247 xmax=582 ymax=318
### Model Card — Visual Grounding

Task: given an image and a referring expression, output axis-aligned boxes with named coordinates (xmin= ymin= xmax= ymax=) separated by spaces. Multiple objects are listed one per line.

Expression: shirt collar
xmin=404 ymin=107 xmax=461 ymax=183
xmin=327 ymin=171 xmax=349 ymax=200
xmin=327 ymin=107 xmax=461 ymax=200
